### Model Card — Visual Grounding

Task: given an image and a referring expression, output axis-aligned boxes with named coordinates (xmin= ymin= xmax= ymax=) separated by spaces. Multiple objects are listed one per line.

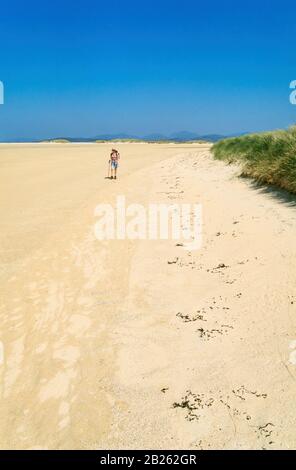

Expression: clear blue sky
xmin=0 ymin=0 xmax=296 ymax=140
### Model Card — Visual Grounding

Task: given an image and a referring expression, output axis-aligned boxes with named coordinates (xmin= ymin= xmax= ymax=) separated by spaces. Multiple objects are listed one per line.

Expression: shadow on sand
xmin=240 ymin=175 xmax=296 ymax=209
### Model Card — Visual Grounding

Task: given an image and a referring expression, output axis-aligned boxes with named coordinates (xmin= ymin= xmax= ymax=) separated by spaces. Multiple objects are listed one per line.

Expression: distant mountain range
xmin=53 ymin=131 xmax=231 ymax=142
xmin=47 ymin=131 xmax=249 ymax=143
xmin=0 ymin=131 xmax=247 ymax=143
xmin=42 ymin=132 xmax=230 ymax=143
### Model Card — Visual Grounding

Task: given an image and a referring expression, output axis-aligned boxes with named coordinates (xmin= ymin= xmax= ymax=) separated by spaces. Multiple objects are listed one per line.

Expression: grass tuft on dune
xmin=211 ymin=126 xmax=296 ymax=193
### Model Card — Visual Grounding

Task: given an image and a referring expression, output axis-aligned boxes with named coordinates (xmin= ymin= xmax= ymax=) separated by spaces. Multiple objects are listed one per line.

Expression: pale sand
xmin=0 ymin=143 xmax=296 ymax=449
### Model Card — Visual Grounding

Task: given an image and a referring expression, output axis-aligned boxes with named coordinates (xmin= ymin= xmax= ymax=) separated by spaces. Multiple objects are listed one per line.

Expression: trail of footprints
xmin=162 ymin=170 xmax=261 ymax=283
xmin=159 ymin=173 xmax=185 ymax=200
xmin=167 ymin=253 xmax=261 ymax=285
xmin=161 ymin=160 xmax=276 ymax=448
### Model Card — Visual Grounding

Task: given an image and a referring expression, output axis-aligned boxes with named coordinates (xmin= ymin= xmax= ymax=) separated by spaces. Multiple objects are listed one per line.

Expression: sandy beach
xmin=0 ymin=142 xmax=296 ymax=450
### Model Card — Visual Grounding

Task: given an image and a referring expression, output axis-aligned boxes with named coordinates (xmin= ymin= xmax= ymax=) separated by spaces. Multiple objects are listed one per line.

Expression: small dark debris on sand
xmin=216 ymin=263 xmax=229 ymax=269
xmin=197 ymin=324 xmax=233 ymax=340
xmin=176 ymin=312 xmax=206 ymax=323
xmin=172 ymin=391 xmax=214 ymax=422
xmin=232 ymin=386 xmax=267 ymax=401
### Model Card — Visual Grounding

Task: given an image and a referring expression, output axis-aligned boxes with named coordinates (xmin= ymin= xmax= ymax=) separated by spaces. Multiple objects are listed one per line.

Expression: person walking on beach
xmin=109 ymin=148 xmax=120 ymax=180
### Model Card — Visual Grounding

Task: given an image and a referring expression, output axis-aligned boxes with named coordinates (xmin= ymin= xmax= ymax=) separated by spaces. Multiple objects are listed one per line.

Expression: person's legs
xmin=109 ymin=161 xmax=118 ymax=179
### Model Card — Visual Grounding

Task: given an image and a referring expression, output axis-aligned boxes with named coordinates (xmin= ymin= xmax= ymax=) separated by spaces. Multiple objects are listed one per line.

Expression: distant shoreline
xmin=0 ymin=140 xmax=213 ymax=145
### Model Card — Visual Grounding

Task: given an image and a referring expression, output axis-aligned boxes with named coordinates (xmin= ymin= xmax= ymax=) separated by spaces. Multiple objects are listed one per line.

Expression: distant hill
xmin=43 ymin=132 xmax=228 ymax=143
xmin=93 ymin=133 xmax=139 ymax=141
xmin=198 ymin=134 xmax=228 ymax=142
xmin=142 ymin=133 xmax=168 ymax=141
xmin=170 ymin=131 xmax=201 ymax=141
xmin=0 ymin=132 xmax=244 ymax=143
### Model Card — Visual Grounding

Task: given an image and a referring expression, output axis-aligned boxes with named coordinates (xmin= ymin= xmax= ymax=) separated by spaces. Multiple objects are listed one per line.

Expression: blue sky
xmin=0 ymin=0 xmax=296 ymax=140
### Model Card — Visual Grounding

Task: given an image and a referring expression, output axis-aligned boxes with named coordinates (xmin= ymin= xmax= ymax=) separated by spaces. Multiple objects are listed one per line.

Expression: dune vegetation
xmin=211 ymin=126 xmax=296 ymax=194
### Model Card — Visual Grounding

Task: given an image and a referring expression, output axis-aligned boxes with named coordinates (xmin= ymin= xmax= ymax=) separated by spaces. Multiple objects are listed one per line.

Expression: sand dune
xmin=0 ymin=143 xmax=296 ymax=449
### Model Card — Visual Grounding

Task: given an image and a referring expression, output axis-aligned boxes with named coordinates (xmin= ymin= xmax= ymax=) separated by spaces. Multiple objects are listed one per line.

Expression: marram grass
xmin=211 ymin=126 xmax=296 ymax=194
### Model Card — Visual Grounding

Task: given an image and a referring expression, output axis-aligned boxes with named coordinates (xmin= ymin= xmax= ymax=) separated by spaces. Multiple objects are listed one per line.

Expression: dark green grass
xmin=211 ymin=126 xmax=296 ymax=193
